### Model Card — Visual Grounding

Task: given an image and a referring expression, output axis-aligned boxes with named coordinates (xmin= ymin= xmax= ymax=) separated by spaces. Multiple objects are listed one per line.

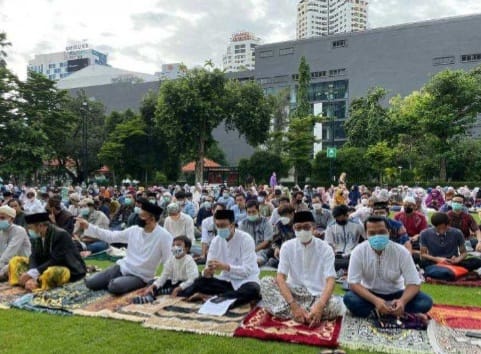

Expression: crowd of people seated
xmin=3 ymin=176 xmax=481 ymax=324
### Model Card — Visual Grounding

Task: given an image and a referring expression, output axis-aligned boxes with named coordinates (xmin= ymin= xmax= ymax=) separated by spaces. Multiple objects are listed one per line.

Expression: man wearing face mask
xmin=110 ymin=192 xmax=135 ymax=230
xmin=394 ymin=196 xmax=428 ymax=250
xmin=267 ymin=205 xmax=295 ymax=268
xmin=164 ymin=203 xmax=195 ymax=244
xmin=325 ymin=205 xmax=365 ymax=271
xmin=260 ymin=211 xmax=344 ymax=326
xmin=77 ymin=200 xmax=172 ymax=295
xmin=182 ymin=209 xmax=260 ymax=307
xmin=239 ymin=200 xmax=273 ymax=266
xmin=217 ymin=188 xmax=235 ymax=210
xmin=258 ymin=191 xmax=274 ymax=217
xmin=310 ymin=195 xmax=334 ymax=239
xmin=175 ymin=191 xmax=196 ymax=219
xmin=14 ymin=210 xmax=86 ymax=291
xmin=73 ymin=198 xmax=110 ymax=255
xmin=46 ymin=197 xmax=74 ymax=235
xmin=292 ymin=191 xmax=309 ymax=212
xmin=447 ymin=194 xmax=481 ymax=251
xmin=197 ymin=203 xmax=226 ymax=264
xmin=344 ymin=216 xmax=433 ymax=318
xmin=0 ymin=206 xmax=31 ymax=282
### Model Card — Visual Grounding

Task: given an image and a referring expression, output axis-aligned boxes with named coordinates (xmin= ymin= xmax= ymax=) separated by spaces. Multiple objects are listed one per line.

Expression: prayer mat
xmin=425 ymin=272 xmax=481 ymax=287
xmin=139 ymin=297 xmax=251 ymax=336
xmin=429 ymin=304 xmax=481 ymax=330
xmin=428 ymin=319 xmax=481 ymax=354
xmin=233 ymin=306 xmax=342 ymax=348
xmin=0 ymin=283 xmax=26 ymax=309
xmin=339 ymin=313 xmax=432 ymax=354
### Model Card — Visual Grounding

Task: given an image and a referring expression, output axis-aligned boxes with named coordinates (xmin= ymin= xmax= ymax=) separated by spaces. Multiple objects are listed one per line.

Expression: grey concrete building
xmin=253 ymin=14 xmax=481 ymax=146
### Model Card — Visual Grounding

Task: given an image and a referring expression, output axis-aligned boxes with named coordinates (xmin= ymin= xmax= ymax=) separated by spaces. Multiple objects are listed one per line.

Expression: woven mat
xmin=131 ymin=297 xmax=251 ymax=336
xmin=429 ymin=304 xmax=481 ymax=330
xmin=234 ymin=306 xmax=342 ymax=348
xmin=339 ymin=313 xmax=432 ymax=354
xmin=428 ymin=320 xmax=481 ymax=354
xmin=0 ymin=283 xmax=26 ymax=309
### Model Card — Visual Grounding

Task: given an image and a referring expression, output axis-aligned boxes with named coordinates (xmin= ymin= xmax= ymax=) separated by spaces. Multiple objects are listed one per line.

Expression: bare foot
xmin=80 ymin=251 xmax=92 ymax=258
xmin=186 ymin=292 xmax=212 ymax=302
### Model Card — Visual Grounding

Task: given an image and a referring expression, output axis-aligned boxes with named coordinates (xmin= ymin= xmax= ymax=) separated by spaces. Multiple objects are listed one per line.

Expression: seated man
xmin=344 ymin=216 xmax=433 ymax=318
xmin=73 ymin=198 xmax=110 ymax=255
xmin=420 ymin=212 xmax=481 ymax=281
xmin=182 ymin=209 xmax=260 ymax=308
xmin=394 ymin=196 xmax=428 ymax=251
xmin=260 ymin=211 xmax=344 ymax=325
xmin=163 ymin=203 xmax=195 ymax=243
xmin=77 ymin=201 xmax=172 ymax=295
xmin=372 ymin=201 xmax=412 ymax=253
xmin=447 ymin=194 xmax=481 ymax=252
xmin=197 ymin=202 xmax=226 ymax=264
xmin=310 ymin=194 xmax=333 ymax=239
xmin=267 ymin=205 xmax=296 ymax=268
xmin=47 ymin=196 xmax=75 ymax=235
xmin=134 ymin=235 xmax=199 ymax=303
xmin=325 ymin=205 xmax=365 ymax=271
xmin=239 ymin=200 xmax=273 ymax=266
xmin=14 ymin=211 xmax=86 ymax=291
xmin=0 ymin=206 xmax=31 ymax=281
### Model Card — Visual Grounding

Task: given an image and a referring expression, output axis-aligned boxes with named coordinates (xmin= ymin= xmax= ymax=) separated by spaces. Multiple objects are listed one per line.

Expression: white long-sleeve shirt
xmin=206 ymin=229 xmax=260 ymax=290
xmin=85 ymin=224 xmax=172 ymax=282
xmin=0 ymin=224 xmax=31 ymax=273
xmin=201 ymin=216 xmax=216 ymax=245
xmin=164 ymin=213 xmax=195 ymax=242
xmin=153 ymin=254 xmax=199 ymax=290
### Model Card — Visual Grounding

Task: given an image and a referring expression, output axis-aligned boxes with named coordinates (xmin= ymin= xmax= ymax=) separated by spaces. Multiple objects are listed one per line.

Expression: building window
xmin=292 ymin=74 xmax=299 ymax=81
xmin=279 ymin=47 xmax=295 ymax=56
xmin=332 ymin=40 xmax=347 ymax=48
xmin=461 ymin=53 xmax=481 ymax=63
xmin=432 ymin=56 xmax=455 ymax=66
xmin=329 ymin=68 xmax=346 ymax=77
xmin=311 ymin=71 xmax=327 ymax=79
xmin=259 ymin=50 xmax=274 ymax=58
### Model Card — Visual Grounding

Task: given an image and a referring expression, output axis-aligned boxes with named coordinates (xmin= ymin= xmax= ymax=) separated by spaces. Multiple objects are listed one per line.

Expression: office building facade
xmin=28 ymin=40 xmax=108 ymax=81
xmin=223 ymin=31 xmax=261 ymax=72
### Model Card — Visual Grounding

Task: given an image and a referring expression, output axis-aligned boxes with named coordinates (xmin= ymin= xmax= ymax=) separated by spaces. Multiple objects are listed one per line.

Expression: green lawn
xmin=0 ymin=259 xmax=480 ymax=354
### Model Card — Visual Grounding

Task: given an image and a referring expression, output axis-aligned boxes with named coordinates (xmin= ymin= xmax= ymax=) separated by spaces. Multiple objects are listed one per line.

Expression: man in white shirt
xmin=197 ymin=202 xmax=226 ymax=263
xmin=260 ymin=211 xmax=344 ymax=326
xmin=163 ymin=203 xmax=195 ymax=243
xmin=183 ymin=209 xmax=260 ymax=308
xmin=77 ymin=200 xmax=172 ymax=295
xmin=344 ymin=215 xmax=433 ymax=318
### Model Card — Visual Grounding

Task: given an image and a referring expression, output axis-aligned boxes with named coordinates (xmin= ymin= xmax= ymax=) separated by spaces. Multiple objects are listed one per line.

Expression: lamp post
xmin=326 ymin=83 xmax=335 ymax=183
xmin=81 ymin=101 xmax=88 ymax=184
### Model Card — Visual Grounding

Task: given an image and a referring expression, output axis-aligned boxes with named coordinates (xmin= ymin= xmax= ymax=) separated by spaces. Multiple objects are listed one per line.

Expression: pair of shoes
xmin=132 ymin=294 xmax=155 ymax=304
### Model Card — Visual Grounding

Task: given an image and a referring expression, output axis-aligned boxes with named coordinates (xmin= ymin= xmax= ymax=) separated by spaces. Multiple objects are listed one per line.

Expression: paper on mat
xmin=198 ymin=297 xmax=236 ymax=316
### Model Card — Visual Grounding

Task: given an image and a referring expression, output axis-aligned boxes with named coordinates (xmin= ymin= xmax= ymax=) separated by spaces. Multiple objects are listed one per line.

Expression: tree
xmin=155 ymin=67 xmax=271 ymax=183
xmin=265 ymin=88 xmax=290 ymax=155
xmin=365 ymin=141 xmax=395 ymax=183
xmin=345 ymin=87 xmax=391 ymax=147
xmin=285 ymin=56 xmax=320 ymax=183
xmin=238 ymin=151 xmax=287 ymax=185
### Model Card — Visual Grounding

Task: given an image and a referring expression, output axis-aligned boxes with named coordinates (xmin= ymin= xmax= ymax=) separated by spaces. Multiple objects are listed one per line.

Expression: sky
xmin=1 ymin=0 xmax=481 ymax=79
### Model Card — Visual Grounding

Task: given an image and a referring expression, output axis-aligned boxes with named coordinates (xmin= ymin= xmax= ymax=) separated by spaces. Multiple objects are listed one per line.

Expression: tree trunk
xmin=440 ymin=156 xmax=447 ymax=181
xmin=195 ymin=138 xmax=205 ymax=184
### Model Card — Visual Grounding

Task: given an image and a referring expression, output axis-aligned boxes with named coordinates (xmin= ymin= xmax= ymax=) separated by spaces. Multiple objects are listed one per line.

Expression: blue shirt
xmin=217 ymin=196 xmax=235 ymax=209
xmin=231 ymin=205 xmax=247 ymax=224
xmin=182 ymin=201 xmax=196 ymax=219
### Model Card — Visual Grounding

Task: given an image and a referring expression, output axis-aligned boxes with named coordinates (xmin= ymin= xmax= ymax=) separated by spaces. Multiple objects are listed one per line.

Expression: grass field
xmin=1 ymin=259 xmax=480 ymax=354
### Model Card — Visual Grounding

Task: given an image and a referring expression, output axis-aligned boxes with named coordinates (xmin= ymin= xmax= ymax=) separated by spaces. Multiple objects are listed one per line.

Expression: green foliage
xmin=238 ymin=150 xmax=287 ymax=185
xmin=265 ymin=88 xmax=290 ymax=155
xmin=345 ymin=87 xmax=391 ymax=147
xmin=155 ymin=67 xmax=271 ymax=183
xmin=294 ymin=56 xmax=311 ymax=118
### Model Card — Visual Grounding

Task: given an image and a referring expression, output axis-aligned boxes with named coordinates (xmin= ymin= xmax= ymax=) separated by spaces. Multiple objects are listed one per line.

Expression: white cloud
xmin=1 ymin=0 xmax=481 ymax=79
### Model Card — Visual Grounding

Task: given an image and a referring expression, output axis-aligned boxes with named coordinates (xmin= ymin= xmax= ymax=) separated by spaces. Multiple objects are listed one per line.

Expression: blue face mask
xmin=0 ymin=220 xmax=10 ymax=230
xmin=28 ymin=229 xmax=40 ymax=239
xmin=217 ymin=227 xmax=231 ymax=240
xmin=451 ymin=202 xmax=463 ymax=211
xmin=247 ymin=215 xmax=259 ymax=222
xmin=134 ymin=206 xmax=141 ymax=214
xmin=368 ymin=234 xmax=390 ymax=251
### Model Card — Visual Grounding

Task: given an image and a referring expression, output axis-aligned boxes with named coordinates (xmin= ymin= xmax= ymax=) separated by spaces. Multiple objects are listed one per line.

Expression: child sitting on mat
xmin=133 ymin=235 xmax=199 ymax=304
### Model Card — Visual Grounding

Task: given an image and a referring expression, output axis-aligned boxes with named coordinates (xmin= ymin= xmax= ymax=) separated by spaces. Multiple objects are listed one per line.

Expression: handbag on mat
xmin=436 ymin=262 xmax=469 ymax=279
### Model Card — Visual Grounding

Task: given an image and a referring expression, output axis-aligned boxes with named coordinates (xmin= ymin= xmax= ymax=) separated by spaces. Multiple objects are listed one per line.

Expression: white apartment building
xmin=28 ymin=40 xmax=108 ymax=81
xmin=297 ymin=0 xmax=368 ymax=39
xmin=223 ymin=32 xmax=262 ymax=72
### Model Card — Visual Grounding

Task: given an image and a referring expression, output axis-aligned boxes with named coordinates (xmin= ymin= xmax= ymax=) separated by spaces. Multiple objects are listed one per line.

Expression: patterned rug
xmin=426 ymin=272 xmax=481 ymax=287
xmin=339 ymin=313 xmax=432 ymax=354
xmin=130 ymin=297 xmax=251 ymax=336
xmin=233 ymin=307 xmax=342 ymax=347
xmin=428 ymin=320 xmax=481 ymax=354
xmin=0 ymin=283 xmax=26 ymax=309
xmin=429 ymin=304 xmax=481 ymax=330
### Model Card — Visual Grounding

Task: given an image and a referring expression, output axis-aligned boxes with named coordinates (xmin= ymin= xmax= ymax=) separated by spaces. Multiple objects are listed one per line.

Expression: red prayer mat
xmin=234 ymin=307 xmax=342 ymax=348
xmin=429 ymin=304 xmax=481 ymax=329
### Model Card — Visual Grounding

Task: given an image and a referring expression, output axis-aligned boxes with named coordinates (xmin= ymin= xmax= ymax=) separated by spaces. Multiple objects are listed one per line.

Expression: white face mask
xmin=295 ymin=230 xmax=313 ymax=243
xmin=312 ymin=203 xmax=322 ymax=210
xmin=280 ymin=217 xmax=290 ymax=225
